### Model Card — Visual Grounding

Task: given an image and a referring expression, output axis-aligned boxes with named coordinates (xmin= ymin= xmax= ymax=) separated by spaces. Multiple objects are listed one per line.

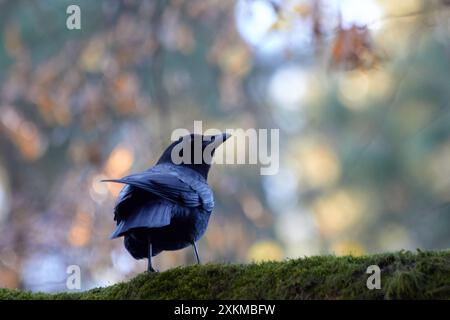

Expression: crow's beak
xmin=221 ymin=132 xmax=231 ymax=142
xmin=206 ymin=133 xmax=230 ymax=144
xmin=214 ymin=132 xmax=231 ymax=145
xmin=206 ymin=132 xmax=231 ymax=148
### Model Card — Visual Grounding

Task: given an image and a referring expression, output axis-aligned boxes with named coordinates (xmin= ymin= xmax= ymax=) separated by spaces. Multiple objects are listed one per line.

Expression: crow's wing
xmin=103 ymin=171 xmax=202 ymax=208
xmin=104 ymin=166 xmax=214 ymax=238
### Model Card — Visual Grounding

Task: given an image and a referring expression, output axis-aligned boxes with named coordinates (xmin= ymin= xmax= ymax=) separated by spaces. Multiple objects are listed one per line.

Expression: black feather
xmin=103 ymin=133 xmax=229 ymax=264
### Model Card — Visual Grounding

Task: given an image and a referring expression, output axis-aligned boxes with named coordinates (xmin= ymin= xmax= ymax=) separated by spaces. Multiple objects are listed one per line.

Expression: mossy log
xmin=1 ymin=250 xmax=449 ymax=299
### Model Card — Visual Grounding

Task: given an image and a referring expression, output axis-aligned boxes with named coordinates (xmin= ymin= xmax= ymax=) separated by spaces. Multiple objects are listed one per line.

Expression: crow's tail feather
xmin=109 ymin=200 xmax=174 ymax=239
xmin=101 ymin=179 xmax=126 ymax=184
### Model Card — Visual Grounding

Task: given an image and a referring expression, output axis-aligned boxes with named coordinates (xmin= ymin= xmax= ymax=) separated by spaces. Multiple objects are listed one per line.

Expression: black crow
xmin=102 ymin=133 xmax=230 ymax=272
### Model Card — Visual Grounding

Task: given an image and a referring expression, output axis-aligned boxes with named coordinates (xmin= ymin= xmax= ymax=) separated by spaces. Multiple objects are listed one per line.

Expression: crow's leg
xmin=192 ymin=242 xmax=201 ymax=265
xmin=147 ymin=235 xmax=156 ymax=272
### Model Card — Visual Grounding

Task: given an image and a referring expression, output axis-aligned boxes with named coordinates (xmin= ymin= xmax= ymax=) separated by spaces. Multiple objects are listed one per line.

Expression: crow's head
xmin=157 ymin=133 xmax=231 ymax=178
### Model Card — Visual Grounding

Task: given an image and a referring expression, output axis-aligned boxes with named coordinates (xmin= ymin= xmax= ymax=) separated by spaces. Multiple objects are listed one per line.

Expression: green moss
xmin=1 ymin=250 xmax=449 ymax=299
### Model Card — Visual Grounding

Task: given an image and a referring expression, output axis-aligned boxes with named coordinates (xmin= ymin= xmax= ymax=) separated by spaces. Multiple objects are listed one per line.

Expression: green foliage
xmin=1 ymin=250 xmax=449 ymax=300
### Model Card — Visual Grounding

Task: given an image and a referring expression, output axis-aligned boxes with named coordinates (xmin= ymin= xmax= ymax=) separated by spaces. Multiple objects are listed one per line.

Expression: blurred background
xmin=0 ymin=0 xmax=449 ymax=291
